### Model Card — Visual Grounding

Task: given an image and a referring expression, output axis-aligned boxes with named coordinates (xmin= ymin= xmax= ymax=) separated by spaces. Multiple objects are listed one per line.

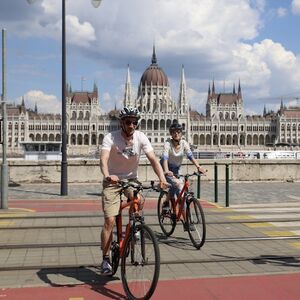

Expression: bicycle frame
xmin=170 ymin=175 xmax=190 ymax=222
xmin=115 ymin=189 xmax=142 ymax=256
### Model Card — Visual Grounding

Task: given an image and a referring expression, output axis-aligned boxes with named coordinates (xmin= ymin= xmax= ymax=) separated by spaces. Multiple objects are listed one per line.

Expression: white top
xmin=101 ymin=130 xmax=153 ymax=180
xmin=162 ymin=139 xmax=193 ymax=174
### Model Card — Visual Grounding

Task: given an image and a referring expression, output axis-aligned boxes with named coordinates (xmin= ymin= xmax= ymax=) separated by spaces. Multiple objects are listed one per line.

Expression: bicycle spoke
xmin=121 ymin=224 xmax=160 ymax=300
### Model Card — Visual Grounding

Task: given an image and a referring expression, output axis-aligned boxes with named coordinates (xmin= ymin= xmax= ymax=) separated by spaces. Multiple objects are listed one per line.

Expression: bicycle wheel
xmin=121 ymin=224 xmax=160 ymax=300
xmin=110 ymin=240 xmax=120 ymax=275
xmin=186 ymin=197 xmax=206 ymax=249
xmin=157 ymin=191 xmax=176 ymax=236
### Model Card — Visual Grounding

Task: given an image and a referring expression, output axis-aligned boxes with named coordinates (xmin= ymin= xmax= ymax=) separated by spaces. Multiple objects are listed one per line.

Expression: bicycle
xmin=157 ymin=172 xmax=206 ymax=249
xmin=109 ymin=180 xmax=160 ymax=300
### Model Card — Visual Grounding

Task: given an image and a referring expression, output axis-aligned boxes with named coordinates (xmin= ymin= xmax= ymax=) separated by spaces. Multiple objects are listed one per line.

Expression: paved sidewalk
xmin=0 ymin=182 xmax=300 ymax=299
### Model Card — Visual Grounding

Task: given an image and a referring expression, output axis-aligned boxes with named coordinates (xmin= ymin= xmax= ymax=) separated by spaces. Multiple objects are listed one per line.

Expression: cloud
xmin=291 ymin=0 xmax=300 ymax=15
xmin=23 ymin=90 xmax=61 ymax=114
xmin=277 ymin=7 xmax=287 ymax=17
xmin=1 ymin=0 xmax=300 ymax=116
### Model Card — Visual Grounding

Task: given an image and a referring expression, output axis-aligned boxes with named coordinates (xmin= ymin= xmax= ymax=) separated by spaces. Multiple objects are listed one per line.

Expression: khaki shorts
xmin=101 ymin=179 xmax=138 ymax=218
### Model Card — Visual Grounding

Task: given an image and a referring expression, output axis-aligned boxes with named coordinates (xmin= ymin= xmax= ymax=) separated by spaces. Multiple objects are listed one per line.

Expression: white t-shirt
xmin=101 ymin=130 xmax=153 ymax=180
xmin=161 ymin=139 xmax=193 ymax=174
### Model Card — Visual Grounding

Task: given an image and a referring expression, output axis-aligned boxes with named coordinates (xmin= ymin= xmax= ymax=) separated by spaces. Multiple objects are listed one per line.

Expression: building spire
xmin=93 ymin=81 xmax=98 ymax=93
xmin=151 ymin=44 xmax=157 ymax=65
xmin=124 ymin=64 xmax=132 ymax=107
xmin=34 ymin=102 xmax=38 ymax=114
xmin=179 ymin=65 xmax=187 ymax=114
xmin=238 ymin=79 xmax=242 ymax=99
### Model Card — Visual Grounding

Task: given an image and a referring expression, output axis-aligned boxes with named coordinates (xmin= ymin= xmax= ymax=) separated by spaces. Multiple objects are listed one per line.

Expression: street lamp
xmin=27 ymin=0 xmax=103 ymax=195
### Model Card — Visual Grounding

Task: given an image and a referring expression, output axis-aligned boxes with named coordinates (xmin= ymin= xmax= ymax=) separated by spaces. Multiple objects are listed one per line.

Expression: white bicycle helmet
xmin=119 ymin=107 xmax=141 ymax=120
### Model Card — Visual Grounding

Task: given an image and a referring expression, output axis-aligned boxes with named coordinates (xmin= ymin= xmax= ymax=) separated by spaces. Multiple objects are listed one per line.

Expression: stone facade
xmin=1 ymin=48 xmax=300 ymax=156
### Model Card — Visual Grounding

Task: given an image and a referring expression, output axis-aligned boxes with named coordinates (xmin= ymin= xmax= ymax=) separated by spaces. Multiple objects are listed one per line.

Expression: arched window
xmin=71 ymin=134 xmax=76 ymax=145
xmin=140 ymin=119 xmax=146 ymax=130
xmin=147 ymin=119 xmax=152 ymax=130
xmin=98 ymin=134 xmax=104 ymax=145
xmin=77 ymin=134 xmax=83 ymax=145
xmin=84 ymin=134 xmax=89 ymax=145
xmin=92 ymin=134 xmax=97 ymax=145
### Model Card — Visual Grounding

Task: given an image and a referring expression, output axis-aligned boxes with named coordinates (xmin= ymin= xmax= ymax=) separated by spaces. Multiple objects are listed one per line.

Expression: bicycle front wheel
xmin=121 ymin=224 xmax=160 ymax=300
xmin=157 ymin=191 xmax=176 ymax=236
xmin=186 ymin=197 xmax=206 ymax=249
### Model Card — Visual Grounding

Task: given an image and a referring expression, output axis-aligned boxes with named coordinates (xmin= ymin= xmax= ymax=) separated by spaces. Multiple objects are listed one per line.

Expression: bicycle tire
xmin=110 ymin=240 xmax=120 ymax=276
xmin=186 ymin=197 xmax=206 ymax=249
xmin=157 ymin=191 xmax=176 ymax=236
xmin=121 ymin=224 xmax=160 ymax=300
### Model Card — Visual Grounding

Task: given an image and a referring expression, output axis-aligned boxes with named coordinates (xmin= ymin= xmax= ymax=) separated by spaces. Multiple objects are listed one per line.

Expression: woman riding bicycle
xmin=161 ymin=122 xmax=206 ymax=230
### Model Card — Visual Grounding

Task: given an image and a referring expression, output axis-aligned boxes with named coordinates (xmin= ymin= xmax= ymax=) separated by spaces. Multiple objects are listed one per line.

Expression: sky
xmin=1 ymin=0 xmax=300 ymax=116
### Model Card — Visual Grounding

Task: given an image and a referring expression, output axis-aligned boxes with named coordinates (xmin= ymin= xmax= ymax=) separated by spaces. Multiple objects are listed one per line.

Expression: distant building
xmin=1 ymin=47 xmax=300 ymax=156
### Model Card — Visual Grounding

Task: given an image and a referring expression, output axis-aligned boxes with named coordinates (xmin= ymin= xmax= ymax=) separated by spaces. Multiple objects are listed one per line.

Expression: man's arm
xmin=145 ymin=150 xmax=168 ymax=188
xmin=100 ymin=149 xmax=119 ymax=183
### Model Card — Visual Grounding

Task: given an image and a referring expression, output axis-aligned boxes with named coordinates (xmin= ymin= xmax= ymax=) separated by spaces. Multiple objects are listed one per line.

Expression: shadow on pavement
xmin=252 ymin=255 xmax=300 ymax=267
xmin=154 ymin=231 xmax=197 ymax=251
xmin=36 ymin=266 xmax=126 ymax=299
xmin=212 ymin=253 xmax=300 ymax=267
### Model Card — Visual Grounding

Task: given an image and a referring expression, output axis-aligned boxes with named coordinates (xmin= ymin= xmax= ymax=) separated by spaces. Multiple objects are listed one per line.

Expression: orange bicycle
xmin=157 ymin=172 xmax=206 ymax=249
xmin=110 ymin=180 xmax=160 ymax=300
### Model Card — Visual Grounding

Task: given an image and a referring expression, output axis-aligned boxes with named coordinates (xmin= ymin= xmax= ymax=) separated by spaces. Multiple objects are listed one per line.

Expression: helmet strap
xmin=120 ymin=123 xmax=135 ymax=138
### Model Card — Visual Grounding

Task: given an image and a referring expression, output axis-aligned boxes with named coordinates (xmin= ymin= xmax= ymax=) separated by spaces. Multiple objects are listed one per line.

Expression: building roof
xmin=217 ymin=93 xmax=239 ymax=105
xmin=67 ymin=91 xmax=97 ymax=104
xmin=282 ymin=108 xmax=300 ymax=118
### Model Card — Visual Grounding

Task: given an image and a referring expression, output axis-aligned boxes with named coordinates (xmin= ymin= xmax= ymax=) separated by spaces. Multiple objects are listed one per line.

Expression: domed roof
xmin=140 ymin=47 xmax=169 ymax=86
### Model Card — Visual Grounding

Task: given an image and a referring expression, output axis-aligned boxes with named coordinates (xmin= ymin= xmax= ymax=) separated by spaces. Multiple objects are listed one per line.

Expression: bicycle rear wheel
xmin=186 ymin=197 xmax=206 ymax=249
xmin=157 ymin=191 xmax=176 ymax=236
xmin=121 ymin=224 xmax=160 ymax=300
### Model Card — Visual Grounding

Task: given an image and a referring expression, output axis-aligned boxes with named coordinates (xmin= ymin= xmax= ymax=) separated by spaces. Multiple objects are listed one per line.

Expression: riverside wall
xmin=5 ymin=159 xmax=300 ymax=184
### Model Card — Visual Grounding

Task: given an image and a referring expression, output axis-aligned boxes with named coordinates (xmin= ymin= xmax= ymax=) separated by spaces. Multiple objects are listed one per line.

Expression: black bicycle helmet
xmin=119 ymin=107 xmax=141 ymax=119
xmin=169 ymin=123 xmax=183 ymax=133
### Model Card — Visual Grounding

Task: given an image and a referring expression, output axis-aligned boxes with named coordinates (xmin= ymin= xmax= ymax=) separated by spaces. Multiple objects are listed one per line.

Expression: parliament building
xmin=1 ymin=48 xmax=300 ymax=156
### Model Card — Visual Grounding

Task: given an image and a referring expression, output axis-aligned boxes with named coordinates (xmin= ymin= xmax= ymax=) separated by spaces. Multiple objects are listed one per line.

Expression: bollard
xmin=214 ymin=162 xmax=218 ymax=203
xmin=197 ymin=173 xmax=201 ymax=198
xmin=225 ymin=164 xmax=229 ymax=207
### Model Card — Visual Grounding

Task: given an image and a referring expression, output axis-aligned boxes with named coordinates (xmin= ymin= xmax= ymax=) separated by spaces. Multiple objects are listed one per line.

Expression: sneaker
xmin=183 ymin=222 xmax=196 ymax=232
xmin=162 ymin=201 xmax=170 ymax=212
xmin=100 ymin=259 xmax=112 ymax=275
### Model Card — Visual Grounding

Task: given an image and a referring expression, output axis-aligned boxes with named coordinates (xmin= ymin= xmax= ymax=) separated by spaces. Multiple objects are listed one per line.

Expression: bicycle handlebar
xmin=117 ymin=180 xmax=163 ymax=193
xmin=175 ymin=171 xmax=207 ymax=179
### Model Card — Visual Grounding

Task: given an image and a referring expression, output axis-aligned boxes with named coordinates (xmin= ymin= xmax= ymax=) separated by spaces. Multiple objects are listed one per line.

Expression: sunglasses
xmin=124 ymin=120 xmax=138 ymax=126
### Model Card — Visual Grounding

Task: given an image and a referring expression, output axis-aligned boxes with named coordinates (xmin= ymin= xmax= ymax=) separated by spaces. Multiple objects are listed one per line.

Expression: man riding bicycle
xmin=100 ymin=107 xmax=168 ymax=274
xmin=161 ymin=122 xmax=206 ymax=230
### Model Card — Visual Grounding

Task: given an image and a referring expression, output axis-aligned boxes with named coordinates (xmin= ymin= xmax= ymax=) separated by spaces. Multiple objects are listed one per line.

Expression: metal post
xmin=60 ymin=0 xmax=68 ymax=196
xmin=225 ymin=164 xmax=229 ymax=207
xmin=197 ymin=173 xmax=201 ymax=198
xmin=214 ymin=161 xmax=218 ymax=203
xmin=1 ymin=28 xmax=8 ymax=209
